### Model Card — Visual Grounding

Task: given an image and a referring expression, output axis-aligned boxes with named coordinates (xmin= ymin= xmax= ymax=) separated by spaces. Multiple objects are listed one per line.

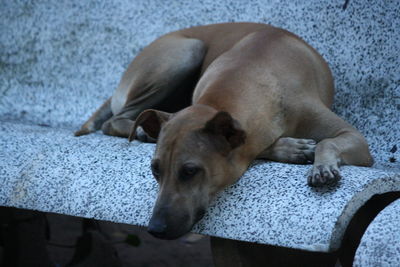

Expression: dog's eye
xmin=151 ymin=161 xmax=160 ymax=180
xmin=179 ymin=163 xmax=201 ymax=181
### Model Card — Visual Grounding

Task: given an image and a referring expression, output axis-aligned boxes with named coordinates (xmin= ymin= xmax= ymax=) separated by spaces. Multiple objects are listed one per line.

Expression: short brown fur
xmin=75 ymin=22 xmax=373 ymax=239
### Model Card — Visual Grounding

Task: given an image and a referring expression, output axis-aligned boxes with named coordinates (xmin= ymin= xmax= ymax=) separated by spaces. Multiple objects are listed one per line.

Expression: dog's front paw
xmin=307 ymin=163 xmax=341 ymax=187
xmin=273 ymin=137 xmax=316 ymax=164
xmin=289 ymin=138 xmax=316 ymax=164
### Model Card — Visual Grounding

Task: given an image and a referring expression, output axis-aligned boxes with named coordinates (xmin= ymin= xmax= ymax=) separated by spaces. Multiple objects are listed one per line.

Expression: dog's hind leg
xmin=74 ymin=97 xmax=113 ymax=136
xmin=298 ymin=104 xmax=374 ymax=187
xmin=101 ymin=34 xmax=206 ymax=140
xmin=257 ymin=137 xmax=316 ymax=164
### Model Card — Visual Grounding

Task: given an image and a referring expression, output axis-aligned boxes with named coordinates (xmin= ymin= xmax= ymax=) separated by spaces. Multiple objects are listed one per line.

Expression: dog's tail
xmin=74 ymin=97 xmax=113 ymax=136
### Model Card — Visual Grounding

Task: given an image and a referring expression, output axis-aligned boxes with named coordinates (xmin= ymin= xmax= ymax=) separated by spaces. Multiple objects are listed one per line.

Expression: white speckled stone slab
xmin=1 ymin=0 xmax=399 ymax=253
xmin=354 ymin=199 xmax=400 ymax=266
xmin=1 ymin=121 xmax=399 ymax=252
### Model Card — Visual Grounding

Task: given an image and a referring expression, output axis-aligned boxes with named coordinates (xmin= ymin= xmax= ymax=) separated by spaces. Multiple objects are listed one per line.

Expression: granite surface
xmin=354 ymin=199 xmax=400 ymax=266
xmin=1 ymin=0 xmax=399 ymax=252
xmin=1 ymin=121 xmax=399 ymax=252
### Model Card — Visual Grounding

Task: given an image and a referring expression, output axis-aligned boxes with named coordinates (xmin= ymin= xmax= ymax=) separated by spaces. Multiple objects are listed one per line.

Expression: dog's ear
xmin=203 ymin=111 xmax=246 ymax=150
xmin=128 ymin=109 xmax=172 ymax=142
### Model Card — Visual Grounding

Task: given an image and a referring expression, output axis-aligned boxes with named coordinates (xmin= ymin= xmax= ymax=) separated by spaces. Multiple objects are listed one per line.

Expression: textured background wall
xmin=1 ymin=1 xmax=400 ymax=253
xmin=0 ymin=0 xmax=399 ymax=169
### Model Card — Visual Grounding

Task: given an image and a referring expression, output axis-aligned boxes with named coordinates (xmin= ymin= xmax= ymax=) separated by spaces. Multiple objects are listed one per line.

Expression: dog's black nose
xmin=147 ymin=218 xmax=167 ymax=238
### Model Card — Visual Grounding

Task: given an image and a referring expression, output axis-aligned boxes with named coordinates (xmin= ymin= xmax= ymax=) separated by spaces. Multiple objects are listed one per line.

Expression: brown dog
xmin=75 ymin=22 xmax=373 ymax=239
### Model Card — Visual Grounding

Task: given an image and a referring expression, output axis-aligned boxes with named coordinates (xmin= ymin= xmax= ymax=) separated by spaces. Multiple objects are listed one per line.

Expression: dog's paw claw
xmin=307 ymin=164 xmax=341 ymax=187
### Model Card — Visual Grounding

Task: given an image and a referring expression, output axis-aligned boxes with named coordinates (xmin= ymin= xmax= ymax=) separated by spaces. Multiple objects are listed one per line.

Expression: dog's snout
xmin=147 ymin=217 xmax=167 ymax=238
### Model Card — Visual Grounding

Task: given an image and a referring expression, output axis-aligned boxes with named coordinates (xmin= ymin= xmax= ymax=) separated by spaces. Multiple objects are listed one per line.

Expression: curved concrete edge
xmin=1 ymin=121 xmax=399 ymax=252
xmin=329 ymin=176 xmax=400 ymax=251
xmin=353 ymin=199 xmax=400 ymax=267
xmin=192 ymin=164 xmax=400 ymax=252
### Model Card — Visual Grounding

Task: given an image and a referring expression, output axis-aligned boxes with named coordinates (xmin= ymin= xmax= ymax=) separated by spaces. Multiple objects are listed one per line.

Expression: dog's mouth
xmin=147 ymin=207 xmax=206 ymax=240
xmin=148 ymin=228 xmax=182 ymax=240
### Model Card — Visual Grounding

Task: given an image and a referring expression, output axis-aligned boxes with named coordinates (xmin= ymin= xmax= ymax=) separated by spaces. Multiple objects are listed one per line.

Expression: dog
xmin=75 ymin=22 xmax=373 ymax=239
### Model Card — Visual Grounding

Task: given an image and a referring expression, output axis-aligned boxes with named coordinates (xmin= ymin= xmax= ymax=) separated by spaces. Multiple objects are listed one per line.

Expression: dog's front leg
xmin=298 ymin=104 xmax=374 ymax=187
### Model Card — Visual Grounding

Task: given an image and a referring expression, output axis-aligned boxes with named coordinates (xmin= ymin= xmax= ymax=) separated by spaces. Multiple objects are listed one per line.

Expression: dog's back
xmin=183 ymin=24 xmax=334 ymax=152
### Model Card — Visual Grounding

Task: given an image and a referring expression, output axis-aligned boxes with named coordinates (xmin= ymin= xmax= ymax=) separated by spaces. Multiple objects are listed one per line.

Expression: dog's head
xmin=129 ymin=105 xmax=246 ymax=239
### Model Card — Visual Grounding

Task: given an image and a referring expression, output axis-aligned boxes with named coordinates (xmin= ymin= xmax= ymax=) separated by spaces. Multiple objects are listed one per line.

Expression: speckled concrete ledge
xmin=1 ymin=0 xmax=399 ymax=253
xmin=1 ymin=121 xmax=399 ymax=252
xmin=354 ymin=199 xmax=400 ymax=266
